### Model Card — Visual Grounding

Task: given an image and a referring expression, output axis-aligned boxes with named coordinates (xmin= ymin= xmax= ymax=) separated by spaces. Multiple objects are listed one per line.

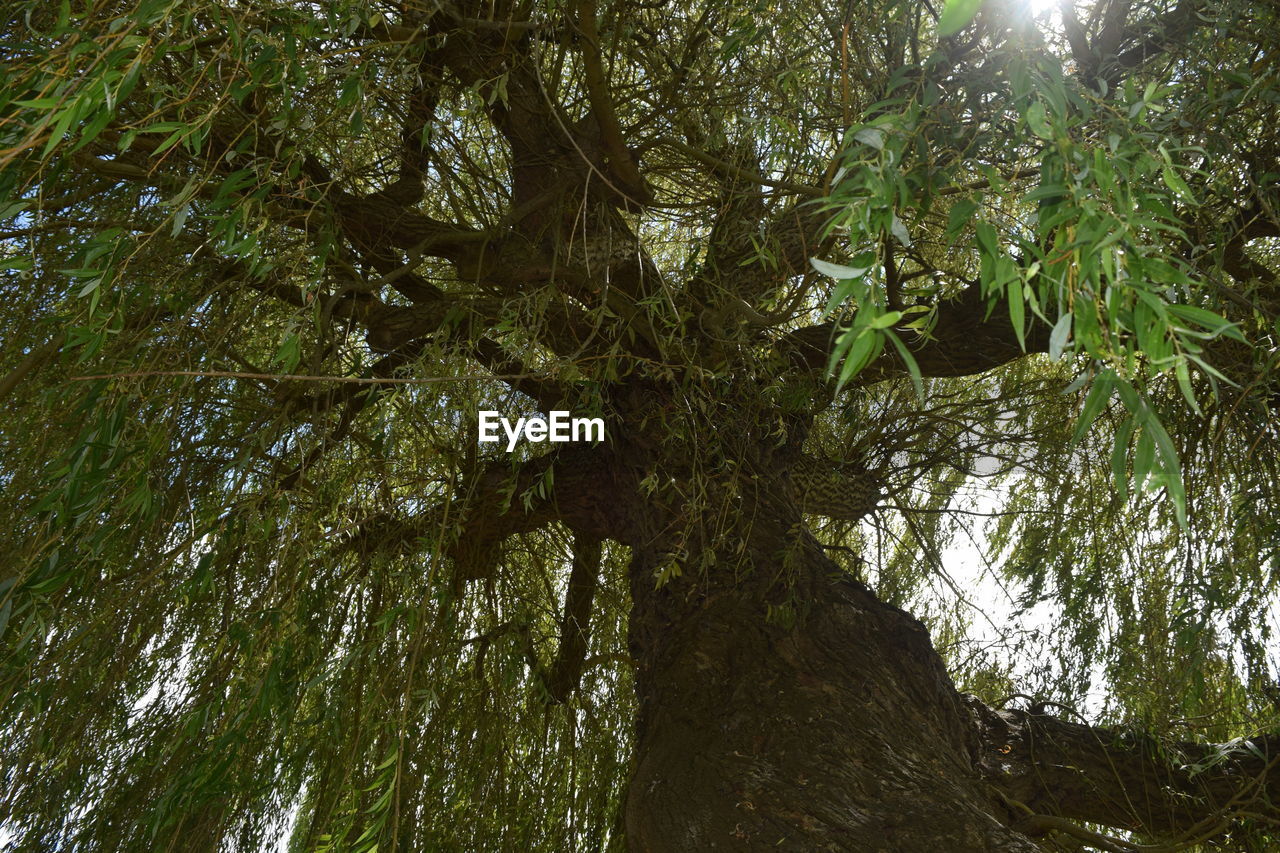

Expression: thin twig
xmin=69 ymin=369 xmax=537 ymax=385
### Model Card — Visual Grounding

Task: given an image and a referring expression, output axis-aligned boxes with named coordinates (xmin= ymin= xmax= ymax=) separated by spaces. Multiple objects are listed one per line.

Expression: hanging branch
xmin=545 ymin=534 xmax=604 ymax=703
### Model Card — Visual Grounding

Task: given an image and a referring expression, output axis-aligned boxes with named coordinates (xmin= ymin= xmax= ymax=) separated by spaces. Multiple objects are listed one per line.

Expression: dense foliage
xmin=1 ymin=0 xmax=1278 ymax=849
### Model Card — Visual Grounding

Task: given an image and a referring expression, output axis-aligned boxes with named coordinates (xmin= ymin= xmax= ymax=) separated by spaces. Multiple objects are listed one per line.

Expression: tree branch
xmin=545 ymin=533 xmax=603 ymax=703
xmin=779 ymin=283 xmax=1051 ymax=383
xmin=342 ymin=446 xmax=635 ymax=584
xmin=0 ymin=333 xmax=65 ymax=405
xmin=575 ymin=0 xmax=652 ymax=205
xmin=1101 ymin=1 xmax=1207 ymax=88
xmin=972 ymin=700 xmax=1280 ymax=842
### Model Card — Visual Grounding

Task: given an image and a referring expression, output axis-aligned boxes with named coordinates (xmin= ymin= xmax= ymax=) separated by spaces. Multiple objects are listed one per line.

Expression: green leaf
xmin=946 ymin=199 xmax=978 ymax=239
xmin=1048 ymin=313 xmax=1072 ymax=361
xmin=890 ymin=215 xmax=911 ymax=247
xmin=868 ymin=310 xmax=903 ymax=329
xmin=12 ymin=98 xmax=63 ymax=109
xmin=1122 ymin=387 xmax=1188 ymax=528
xmin=1025 ymin=102 xmax=1052 ymax=139
xmin=273 ymin=332 xmax=302 ymax=372
xmin=1167 ymin=304 xmax=1244 ymax=342
xmin=1161 ymin=165 xmax=1195 ymax=203
xmin=1144 ymin=412 xmax=1186 ymax=528
xmin=1111 ymin=415 xmax=1135 ymax=501
xmin=811 ymin=257 xmax=871 ymax=280
xmin=1062 ymin=371 xmax=1090 ymax=395
xmin=1007 ymin=277 xmax=1025 ymax=350
xmin=937 ymin=0 xmax=983 ymax=37
xmin=171 ymin=202 xmax=191 ymax=236
xmin=974 ymin=221 xmax=998 ymax=256
xmin=1024 ymin=184 xmax=1068 ymax=203
xmin=1133 ymin=428 xmax=1155 ymax=490
xmin=42 ymin=103 xmax=79 ymax=159
xmin=1070 ymin=372 xmax=1114 ymax=446
xmin=153 ymin=125 xmax=191 ymax=156
xmin=1175 ymin=360 xmax=1201 ymax=415
xmin=832 ymin=329 xmax=883 ymax=392
xmin=853 ymin=127 xmax=884 ymax=150
xmin=822 ymin=277 xmax=861 ymax=317
xmin=884 ymin=328 xmax=925 ymax=402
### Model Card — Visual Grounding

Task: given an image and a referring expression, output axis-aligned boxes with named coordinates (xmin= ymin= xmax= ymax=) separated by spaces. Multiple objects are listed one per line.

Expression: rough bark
xmin=622 ymin=473 xmax=1041 ymax=852
xmin=974 ymin=703 xmax=1280 ymax=843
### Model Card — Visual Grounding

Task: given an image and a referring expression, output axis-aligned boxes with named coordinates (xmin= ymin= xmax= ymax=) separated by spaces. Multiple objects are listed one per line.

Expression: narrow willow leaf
xmin=811 ymin=257 xmax=871 ymax=280
xmin=1061 ymin=371 xmax=1090 ymax=395
xmin=937 ymin=0 xmax=983 ymax=37
xmin=1048 ymin=313 xmax=1072 ymax=360
xmin=1133 ymin=428 xmax=1155 ymax=491
xmin=1175 ymin=360 xmax=1201 ymax=415
xmin=853 ymin=127 xmax=884 ymax=149
xmin=1167 ymin=304 xmax=1245 ymax=342
xmin=1112 ymin=415 xmax=1135 ymax=502
xmin=1025 ymin=102 xmax=1052 ymax=139
xmin=1161 ymin=165 xmax=1195 ymax=203
xmin=1070 ymin=373 xmax=1114 ymax=446
xmin=946 ymin=199 xmax=978 ymax=239
xmin=1007 ymin=277 xmax=1025 ymax=350
xmin=1144 ymin=412 xmax=1186 ymax=526
xmin=868 ymin=310 xmax=903 ymax=329
xmin=834 ymin=330 xmax=882 ymax=392
xmin=884 ymin=328 xmax=925 ymax=402
xmin=890 ymin=215 xmax=911 ymax=246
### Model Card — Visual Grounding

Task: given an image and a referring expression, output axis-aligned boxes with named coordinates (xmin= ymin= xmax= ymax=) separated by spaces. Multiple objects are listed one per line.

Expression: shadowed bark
xmin=974 ymin=703 xmax=1280 ymax=843
xmin=623 ymin=494 xmax=1042 ymax=851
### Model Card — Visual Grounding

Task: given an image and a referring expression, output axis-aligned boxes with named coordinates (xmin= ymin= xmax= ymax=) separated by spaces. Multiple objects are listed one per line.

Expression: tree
xmin=1 ymin=0 xmax=1278 ymax=848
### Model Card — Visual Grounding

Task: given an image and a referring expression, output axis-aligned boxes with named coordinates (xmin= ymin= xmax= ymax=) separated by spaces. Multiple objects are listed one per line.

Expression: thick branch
xmin=545 ymin=533 xmax=603 ymax=703
xmin=575 ymin=0 xmax=652 ymax=205
xmin=332 ymin=192 xmax=488 ymax=263
xmin=973 ymin=701 xmax=1280 ymax=841
xmin=1106 ymin=0 xmax=1206 ymax=83
xmin=780 ymin=284 xmax=1051 ymax=383
xmin=790 ymin=453 xmax=884 ymax=521
xmin=343 ymin=446 xmax=635 ymax=583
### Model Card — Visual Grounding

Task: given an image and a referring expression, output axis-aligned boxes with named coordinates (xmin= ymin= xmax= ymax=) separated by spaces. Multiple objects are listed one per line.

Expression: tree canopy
xmin=1 ymin=0 xmax=1279 ymax=849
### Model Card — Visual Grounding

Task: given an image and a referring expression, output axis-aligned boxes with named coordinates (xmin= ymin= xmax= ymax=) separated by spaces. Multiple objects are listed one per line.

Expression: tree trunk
xmin=623 ymin=484 xmax=1039 ymax=851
